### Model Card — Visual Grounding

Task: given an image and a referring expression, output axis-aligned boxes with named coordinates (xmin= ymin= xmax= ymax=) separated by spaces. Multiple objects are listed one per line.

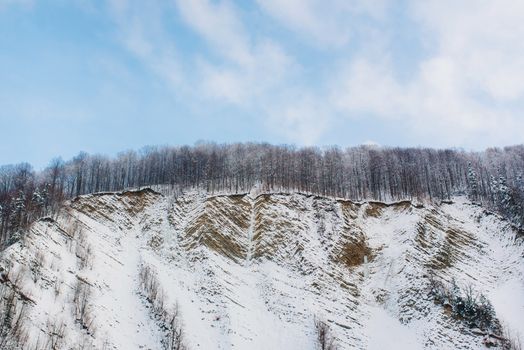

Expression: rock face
xmin=0 ymin=189 xmax=523 ymax=349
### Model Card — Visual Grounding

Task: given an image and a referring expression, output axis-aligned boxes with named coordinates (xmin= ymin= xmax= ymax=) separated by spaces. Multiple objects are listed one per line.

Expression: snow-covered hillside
xmin=0 ymin=189 xmax=523 ymax=349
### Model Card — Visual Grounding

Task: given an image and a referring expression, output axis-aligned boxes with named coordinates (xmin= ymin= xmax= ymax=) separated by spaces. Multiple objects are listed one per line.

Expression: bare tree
xmin=72 ymin=280 xmax=94 ymax=335
xmin=138 ymin=264 xmax=187 ymax=350
xmin=0 ymin=288 xmax=29 ymax=348
xmin=3 ymin=143 xmax=524 ymax=248
xmin=44 ymin=318 xmax=67 ymax=350
xmin=314 ymin=317 xmax=337 ymax=350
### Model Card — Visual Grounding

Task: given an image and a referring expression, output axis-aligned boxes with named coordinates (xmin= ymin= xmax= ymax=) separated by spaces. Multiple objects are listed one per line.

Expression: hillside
xmin=0 ymin=188 xmax=522 ymax=349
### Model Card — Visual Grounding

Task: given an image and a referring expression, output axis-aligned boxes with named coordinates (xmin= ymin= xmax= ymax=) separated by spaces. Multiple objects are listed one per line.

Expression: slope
xmin=0 ymin=189 xmax=522 ymax=349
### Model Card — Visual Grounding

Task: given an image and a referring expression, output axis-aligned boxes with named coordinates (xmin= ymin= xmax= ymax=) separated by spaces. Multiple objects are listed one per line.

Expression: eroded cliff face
xmin=0 ymin=189 xmax=523 ymax=349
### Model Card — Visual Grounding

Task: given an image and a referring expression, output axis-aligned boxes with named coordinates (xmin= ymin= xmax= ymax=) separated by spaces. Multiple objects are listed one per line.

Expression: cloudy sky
xmin=1 ymin=0 xmax=523 ymax=168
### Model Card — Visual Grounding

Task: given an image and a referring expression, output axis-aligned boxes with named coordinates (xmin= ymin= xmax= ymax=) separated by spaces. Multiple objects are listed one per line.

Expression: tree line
xmin=1 ymin=143 xmax=523 ymax=247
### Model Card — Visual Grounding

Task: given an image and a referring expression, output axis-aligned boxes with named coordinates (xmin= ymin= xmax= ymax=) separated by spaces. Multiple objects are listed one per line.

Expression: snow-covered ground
xmin=0 ymin=189 xmax=522 ymax=349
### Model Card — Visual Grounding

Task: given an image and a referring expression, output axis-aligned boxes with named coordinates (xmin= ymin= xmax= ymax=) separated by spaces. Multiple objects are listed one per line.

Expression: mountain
xmin=0 ymin=188 xmax=522 ymax=349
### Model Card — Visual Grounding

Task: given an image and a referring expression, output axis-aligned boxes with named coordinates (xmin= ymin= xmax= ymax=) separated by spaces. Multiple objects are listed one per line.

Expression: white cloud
xmin=263 ymin=91 xmax=331 ymax=145
xmin=175 ymin=0 xmax=252 ymax=66
xmin=332 ymin=55 xmax=524 ymax=146
xmin=174 ymin=0 xmax=319 ymax=143
xmin=363 ymin=140 xmax=380 ymax=147
xmin=330 ymin=0 xmax=524 ymax=147
xmin=106 ymin=0 xmax=524 ymax=148
xmin=256 ymin=0 xmax=389 ymax=48
xmin=108 ymin=0 xmax=182 ymax=89
xmin=197 ymin=40 xmax=295 ymax=106
xmin=412 ymin=0 xmax=524 ymax=102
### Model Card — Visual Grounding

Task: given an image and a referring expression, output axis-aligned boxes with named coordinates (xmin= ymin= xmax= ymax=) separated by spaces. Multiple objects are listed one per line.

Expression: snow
xmin=489 ymin=279 xmax=524 ymax=340
xmin=365 ymin=306 xmax=421 ymax=350
xmin=89 ymin=231 xmax=163 ymax=349
xmin=0 ymin=190 xmax=523 ymax=349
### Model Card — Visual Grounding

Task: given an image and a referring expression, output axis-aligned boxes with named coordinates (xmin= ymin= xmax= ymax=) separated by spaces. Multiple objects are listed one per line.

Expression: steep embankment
xmin=0 ymin=189 xmax=522 ymax=349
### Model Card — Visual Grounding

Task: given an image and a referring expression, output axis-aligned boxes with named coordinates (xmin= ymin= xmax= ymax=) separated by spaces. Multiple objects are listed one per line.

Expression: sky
xmin=1 ymin=0 xmax=524 ymax=169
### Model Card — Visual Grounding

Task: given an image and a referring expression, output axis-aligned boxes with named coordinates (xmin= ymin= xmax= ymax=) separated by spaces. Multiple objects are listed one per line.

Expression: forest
xmin=1 ymin=143 xmax=523 ymax=247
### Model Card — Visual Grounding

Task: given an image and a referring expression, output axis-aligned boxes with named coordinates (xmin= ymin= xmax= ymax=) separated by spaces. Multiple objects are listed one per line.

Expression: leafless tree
xmin=72 ymin=280 xmax=94 ymax=335
xmin=138 ymin=264 xmax=187 ymax=350
xmin=3 ymin=144 xmax=524 ymax=248
xmin=0 ymin=287 xmax=29 ymax=348
xmin=314 ymin=317 xmax=337 ymax=350
xmin=44 ymin=318 xmax=67 ymax=350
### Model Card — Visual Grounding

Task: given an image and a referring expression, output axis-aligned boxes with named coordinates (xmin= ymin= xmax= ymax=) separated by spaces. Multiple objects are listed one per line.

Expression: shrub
xmin=428 ymin=275 xmax=499 ymax=333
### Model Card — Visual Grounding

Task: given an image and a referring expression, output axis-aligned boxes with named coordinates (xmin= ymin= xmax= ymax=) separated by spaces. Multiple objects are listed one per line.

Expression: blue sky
xmin=1 ymin=0 xmax=523 ymax=169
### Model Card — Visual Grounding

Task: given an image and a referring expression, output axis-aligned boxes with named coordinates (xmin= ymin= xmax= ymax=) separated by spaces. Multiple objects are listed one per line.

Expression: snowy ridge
xmin=0 ymin=189 xmax=523 ymax=349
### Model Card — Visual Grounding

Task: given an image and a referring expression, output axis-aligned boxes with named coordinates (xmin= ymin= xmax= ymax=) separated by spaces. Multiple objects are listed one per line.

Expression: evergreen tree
xmin=477 ymin=294 xmax=496 ymax=330
xmin=463 ymin=285 xmax=478 ymax=324
xmin=10 ymin=191 xmax=25 ymax=230
xmin=467 ymin=163 xmax=479 ymax=202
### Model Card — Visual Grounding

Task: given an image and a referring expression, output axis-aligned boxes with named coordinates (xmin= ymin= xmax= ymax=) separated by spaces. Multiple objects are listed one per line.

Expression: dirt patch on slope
xmin=428 ymin=227 xmax=476 ymax=270
xmin=251 ymin=194 xmax=311 ymax=262
xmin=339 ymin=201 xmax=360 ymax=221
xmin=183 ymin=195 xmax=250 ymax=263
xmin=364 ymin=202 xmax=387 ymax=218
xmin=71 ymin=188 xmax=159 ymax=223
xmin=337 ymin=235 xmax=374 ymax=267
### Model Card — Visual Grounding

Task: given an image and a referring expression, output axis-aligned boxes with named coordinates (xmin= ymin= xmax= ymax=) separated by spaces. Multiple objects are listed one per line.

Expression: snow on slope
xmin=0 ymin=189 xmax=523 ymax=349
